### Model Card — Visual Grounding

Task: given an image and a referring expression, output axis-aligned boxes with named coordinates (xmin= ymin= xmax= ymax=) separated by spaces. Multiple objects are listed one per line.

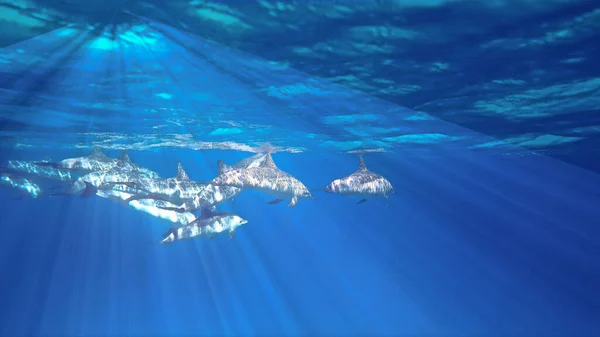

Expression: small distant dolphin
xmin=0 ymin=173 xmax=42 ymax=198
xmin=322 ymin=153 xmax=393 ymax=204
xmin=211 ymin=152 xmax=313 ymax=207
xmin=160 ymin=207 xmax=249 ymax=244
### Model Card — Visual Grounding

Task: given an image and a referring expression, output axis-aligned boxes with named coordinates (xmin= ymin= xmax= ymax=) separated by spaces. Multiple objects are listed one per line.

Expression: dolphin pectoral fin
xmin=357 ymin=199 xmax=367 ymax=204
xmin=80 ymin=181 xmax=98 ymax=198
xmin=288 ymin=197 xmax=298 ymax=207
xmin=268 ymin=198 xmax=283 ymax=205
xmin=228 ymin=230 xmax=236 ymax=241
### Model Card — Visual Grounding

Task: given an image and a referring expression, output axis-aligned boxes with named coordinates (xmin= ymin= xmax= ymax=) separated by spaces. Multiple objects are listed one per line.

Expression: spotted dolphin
xmin=0 ymin=173 xmax=42 ymax=198
xmin=122 ymin=154 xmax=268 ymax=213
xmin=322 ymin=153 xmax=394 ymax=204
xmin=123 ymin=163 xmax=241 ymax=214
xmin=33 ymin=146 xmax=120 ymax=173
xmin=160 ymin=207 xmax=249 ymax=244
xmin=211 ymin=152 xmax=313 ymax=207
xmin=6 ymin=160 xmax=75 ymax=183
xmin=97 ymin=189 xmax=196 ymax=226
xmin=51 ymin=156 xmax=162 ymax=198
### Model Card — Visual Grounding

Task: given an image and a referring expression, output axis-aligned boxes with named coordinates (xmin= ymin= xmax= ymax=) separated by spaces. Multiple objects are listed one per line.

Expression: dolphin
xmin=0 ymin=173 xmax=42 ymax=198
xmin=122 ymin=163 xmax=241 ymax=213
xmin=210 ymin=152 xmax=313 ymax=207
xmin=52 ymin=158 xmax=162 ymax=198
xmin=322 ymin=153 xmax=394 ymax=204
xmin=33 ymin=146 xmax=121 ymax=173
xmin=96 ymin=189 xmax=197 ymax=226
xmin=6 ymin=160 xmax=76 ymax=183
xmin=160 ymin=207 xmax=249 ymax=244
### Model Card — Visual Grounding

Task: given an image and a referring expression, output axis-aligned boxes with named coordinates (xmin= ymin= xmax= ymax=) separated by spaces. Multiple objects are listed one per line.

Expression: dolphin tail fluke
xmin=80 ymin=181 xmax=98 ymax=198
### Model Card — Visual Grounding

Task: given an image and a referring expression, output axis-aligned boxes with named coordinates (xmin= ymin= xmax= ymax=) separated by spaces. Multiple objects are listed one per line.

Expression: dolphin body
xmin=122 ymin=154 xmax=268 ymax=212
xmin=97 ymin=189 xmax=197 ymax=226
xmin=211 ymin=152 xmax=313 ymax=207
xmin=0 ymin=173 xmax=42 ymax=198
xmin=322 ymin=153 xmax=394 ymax=204
xmin=33 ymin=147 xmax=161 ymax=180
xmin=54 ymin=154 xmax=162 ymax=198
xmin=124 ymin=163 xmax=214 ymax=206
xmin=160 ymin=207 xmax=249 ymax=244
xmin=34 ymin=147 xmax=121 ymax=173
xmin=6 ymin=160 xmax=75 ymax=183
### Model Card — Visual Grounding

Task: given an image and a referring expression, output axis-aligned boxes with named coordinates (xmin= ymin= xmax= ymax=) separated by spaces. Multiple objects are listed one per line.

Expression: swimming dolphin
xmin=322 ymin=153 xmax=394 ymax=204
xmin=6 ymin=160 xmax=76 ymax=183
xmin=122 ymin=156 xmax=269 ymax=213
xmin=0 ymin=173 xmax=42 ymax=198
xmin=51 ymin=158 xmax=162 ymax=198
xmin=211 ymin=152 xmax=313 ymax=207
xmin=33 ymin=146 xmax=121 ymax=173
xmin=97 ymin=189 xmax=197 ymax=226
xmin=127 ymin=163 xmax=241 ymax=212
xmin=160 ymin=207 xmax=249 ymax=244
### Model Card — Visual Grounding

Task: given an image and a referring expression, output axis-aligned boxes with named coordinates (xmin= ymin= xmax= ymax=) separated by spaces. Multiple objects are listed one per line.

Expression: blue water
xmin=1 ymin=1 xmax=600 ymax=336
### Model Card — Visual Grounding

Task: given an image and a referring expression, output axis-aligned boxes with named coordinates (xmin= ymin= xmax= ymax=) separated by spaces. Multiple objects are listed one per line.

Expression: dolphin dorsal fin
xmin=176 ymin=162 xmax=190 ymax=181
xmin=90 ymin=146 xmax=104 ymax=157
xmin=119 ymin=150 xmax=132 ymax=163
xmin=261 ymin=153 xmax=277 ymax=169
xmin=217 ymin=160 xmax=228 ymax=176
xmin=358 ymin=154 xmax=367 ymax=171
